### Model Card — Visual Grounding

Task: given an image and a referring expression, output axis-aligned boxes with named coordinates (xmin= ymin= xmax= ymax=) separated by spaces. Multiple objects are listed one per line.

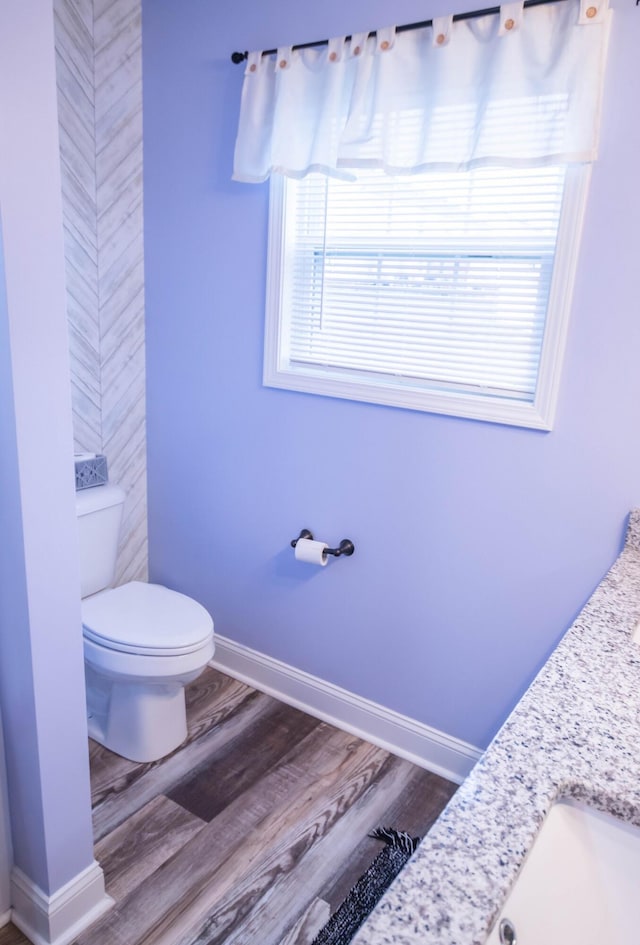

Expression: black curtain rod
xmin=231 ymin=0 xmax=566 ymax=63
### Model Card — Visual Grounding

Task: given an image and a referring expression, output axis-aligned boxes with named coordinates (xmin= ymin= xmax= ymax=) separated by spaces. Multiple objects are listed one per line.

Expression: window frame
xmin=263 ymin=165 xmax=591 ymax=430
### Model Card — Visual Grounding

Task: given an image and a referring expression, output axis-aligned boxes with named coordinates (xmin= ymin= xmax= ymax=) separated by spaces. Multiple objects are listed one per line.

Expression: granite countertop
xmin=353 ymin=510 xmax=640 ymax=945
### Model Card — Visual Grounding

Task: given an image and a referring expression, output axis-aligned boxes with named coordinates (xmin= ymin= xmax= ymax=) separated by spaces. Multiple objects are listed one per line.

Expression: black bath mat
xmin=311 ymin=828 xmax=420 ymax=945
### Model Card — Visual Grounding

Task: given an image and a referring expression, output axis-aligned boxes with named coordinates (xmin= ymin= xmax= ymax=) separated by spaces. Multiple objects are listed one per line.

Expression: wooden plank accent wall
xmin=54 ymin=0 xmax=148 ymax=584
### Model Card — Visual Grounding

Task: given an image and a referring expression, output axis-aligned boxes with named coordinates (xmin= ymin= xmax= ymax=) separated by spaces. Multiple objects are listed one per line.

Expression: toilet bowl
xmin=76 ymin=485 xmax=214 ymax=763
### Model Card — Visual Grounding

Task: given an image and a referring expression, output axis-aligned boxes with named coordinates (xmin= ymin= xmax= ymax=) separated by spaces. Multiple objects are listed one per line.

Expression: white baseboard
xmin=211 ymin=635 xmax=481 ymax=784
xmin=0 ymin=908 xmax=10 ymax=928
xmin=11 ymin=861 xmax=113 ymax=945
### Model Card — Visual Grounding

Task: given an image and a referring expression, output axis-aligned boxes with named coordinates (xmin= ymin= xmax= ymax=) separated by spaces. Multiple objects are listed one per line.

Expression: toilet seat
xmin=82 ymin=581 xmax=213 ymax=657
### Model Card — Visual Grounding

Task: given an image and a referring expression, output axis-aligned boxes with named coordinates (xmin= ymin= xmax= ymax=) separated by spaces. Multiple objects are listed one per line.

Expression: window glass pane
xmin=283 ymin=166 xmax=565 ymax=400
xmin=265 ymin=166 xmax=586 ymax=425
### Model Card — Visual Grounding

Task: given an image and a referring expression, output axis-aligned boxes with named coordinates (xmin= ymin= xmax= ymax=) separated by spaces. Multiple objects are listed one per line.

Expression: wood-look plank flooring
xmin=0 ymin=668 xmax=457 ymax=945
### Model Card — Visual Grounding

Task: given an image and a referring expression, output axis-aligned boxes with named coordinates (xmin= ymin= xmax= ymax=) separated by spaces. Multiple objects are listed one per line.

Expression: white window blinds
xmin=282 ymin=167 xmax=566 ymax=401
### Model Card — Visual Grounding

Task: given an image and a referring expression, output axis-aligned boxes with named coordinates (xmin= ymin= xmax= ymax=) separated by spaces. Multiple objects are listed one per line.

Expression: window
xmin=264 ymin=163 xmax=590 ymax=429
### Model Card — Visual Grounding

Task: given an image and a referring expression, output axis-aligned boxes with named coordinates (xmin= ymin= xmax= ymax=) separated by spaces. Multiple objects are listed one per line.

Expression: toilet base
xmin=86 ymin=666 xmax=188 ymax=762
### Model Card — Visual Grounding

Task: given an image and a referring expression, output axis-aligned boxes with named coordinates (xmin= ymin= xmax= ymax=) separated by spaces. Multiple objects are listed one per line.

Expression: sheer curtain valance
xmin=232 ymin=0 xmax=611 ymax=182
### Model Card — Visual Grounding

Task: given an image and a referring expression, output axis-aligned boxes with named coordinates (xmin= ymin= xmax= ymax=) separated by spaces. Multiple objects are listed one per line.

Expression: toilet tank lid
xmin=76 ymin=483 xmax=125 ymax=517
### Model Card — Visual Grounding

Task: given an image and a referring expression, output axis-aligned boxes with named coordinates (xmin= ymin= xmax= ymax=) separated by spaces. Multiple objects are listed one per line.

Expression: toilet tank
xmin=75 ymin=484 xmax=125 ymax=598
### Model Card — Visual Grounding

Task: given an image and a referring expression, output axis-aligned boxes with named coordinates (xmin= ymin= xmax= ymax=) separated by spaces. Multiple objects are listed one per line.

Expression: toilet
xmin=76 ymin=483 xmax=214 ymax=763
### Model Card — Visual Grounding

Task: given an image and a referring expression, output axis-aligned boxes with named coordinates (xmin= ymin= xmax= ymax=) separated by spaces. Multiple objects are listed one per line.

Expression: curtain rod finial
xmin=231 ymin=51 xmax=248 ymax=64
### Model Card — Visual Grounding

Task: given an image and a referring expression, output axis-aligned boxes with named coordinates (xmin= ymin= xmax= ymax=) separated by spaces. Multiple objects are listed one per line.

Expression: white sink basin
xmin=485 ymin=798 xmax=640 ymax=944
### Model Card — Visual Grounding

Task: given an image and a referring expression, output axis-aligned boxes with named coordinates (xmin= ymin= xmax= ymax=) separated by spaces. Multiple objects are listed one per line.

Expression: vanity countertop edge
xmin=353 ymin=508 xmax=640 ymax=945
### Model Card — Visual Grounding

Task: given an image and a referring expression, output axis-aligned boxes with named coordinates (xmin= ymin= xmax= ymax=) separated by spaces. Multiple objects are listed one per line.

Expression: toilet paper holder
xmin=291 ymin=529 xmax=355 ymax=558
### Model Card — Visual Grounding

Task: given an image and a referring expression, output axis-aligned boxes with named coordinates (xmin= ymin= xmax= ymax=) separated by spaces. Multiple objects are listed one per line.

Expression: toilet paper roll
xmin=294 ymin=537 xmax=329 ymax=566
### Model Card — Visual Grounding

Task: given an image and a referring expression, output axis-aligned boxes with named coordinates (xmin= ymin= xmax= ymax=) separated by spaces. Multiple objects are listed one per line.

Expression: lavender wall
xmin=0 ymin=223 xmax=17 ymax=921
xmin=0 ymin=719 xmax=11 ymax=920
xmin=143 ymin=0 xmax=640 ymax=749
